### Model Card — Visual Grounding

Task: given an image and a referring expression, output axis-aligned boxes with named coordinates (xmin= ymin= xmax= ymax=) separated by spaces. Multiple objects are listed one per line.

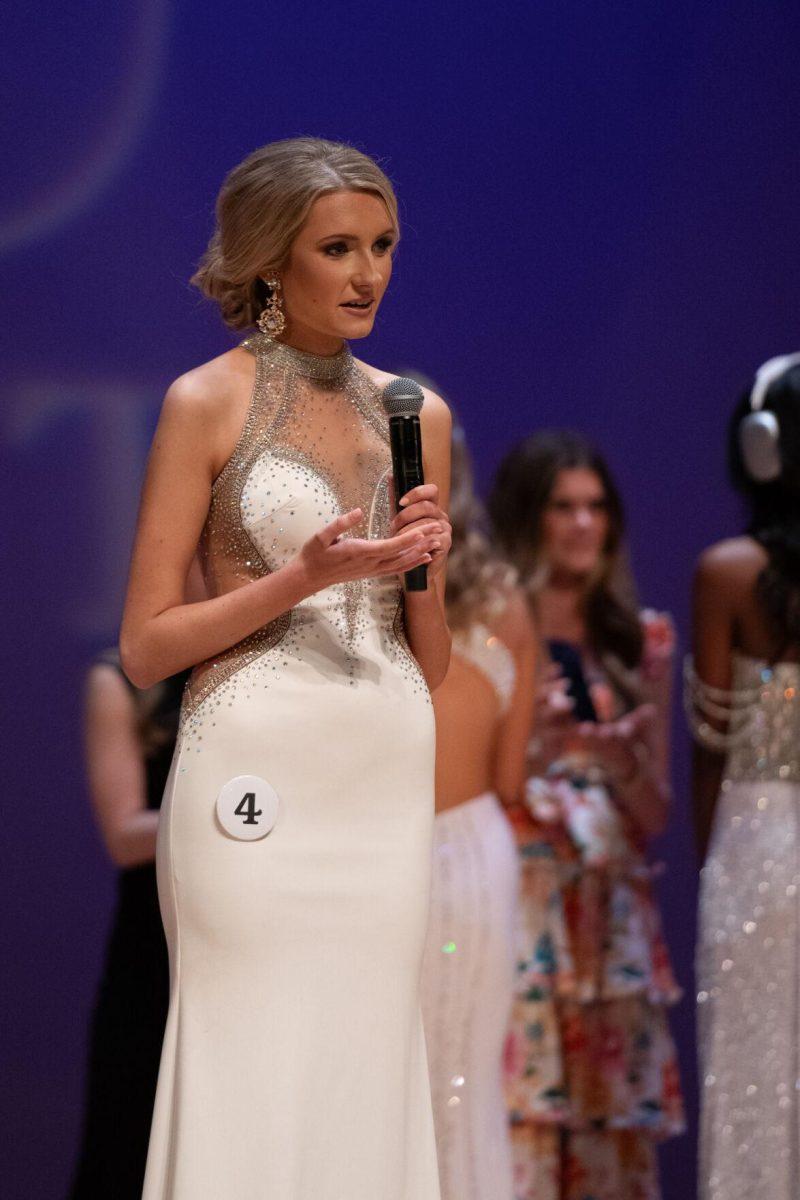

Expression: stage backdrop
xmin=3 ymin=2 xmax=800 ymax=1196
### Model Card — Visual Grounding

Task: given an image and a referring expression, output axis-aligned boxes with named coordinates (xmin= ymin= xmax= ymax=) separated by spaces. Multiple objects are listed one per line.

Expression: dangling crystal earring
xmin=257 ymin=276 xmax=286 ymax=337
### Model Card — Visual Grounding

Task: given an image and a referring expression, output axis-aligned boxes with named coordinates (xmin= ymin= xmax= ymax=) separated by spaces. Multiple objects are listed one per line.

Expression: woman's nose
xmin=351 ymin=251 xmax=382 ymax=288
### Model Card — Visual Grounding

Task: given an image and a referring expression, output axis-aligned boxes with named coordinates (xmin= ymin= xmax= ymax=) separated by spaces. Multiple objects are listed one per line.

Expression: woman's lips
xmin=340 ymin=299 xmax=375 ymax=314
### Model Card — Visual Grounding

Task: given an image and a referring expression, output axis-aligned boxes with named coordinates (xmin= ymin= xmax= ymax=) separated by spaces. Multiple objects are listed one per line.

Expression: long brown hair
xmin=488 ymin=430 xmax=643 ymax=669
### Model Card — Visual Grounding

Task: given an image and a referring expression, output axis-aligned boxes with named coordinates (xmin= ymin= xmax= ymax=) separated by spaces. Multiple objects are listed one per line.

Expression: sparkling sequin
xmin=181 ymin=334 xmax=429 ymax=736
xmin=695 ymin=653 xmax=800 ymax=1199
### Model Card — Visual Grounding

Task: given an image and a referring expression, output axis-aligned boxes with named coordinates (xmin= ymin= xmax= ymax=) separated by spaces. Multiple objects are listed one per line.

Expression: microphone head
xmin=381 ymin=377 xmax=425 ymax=417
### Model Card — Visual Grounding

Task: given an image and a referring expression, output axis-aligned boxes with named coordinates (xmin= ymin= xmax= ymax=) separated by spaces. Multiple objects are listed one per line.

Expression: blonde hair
xmin=192 ymin=137 xmax=400 ymax=330
xmin=445 ymin=420 xmax=516 ymax=631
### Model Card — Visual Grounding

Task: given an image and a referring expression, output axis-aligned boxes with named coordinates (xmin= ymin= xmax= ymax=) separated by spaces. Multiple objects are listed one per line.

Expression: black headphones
xmin=738 ymin=354 xmax=800 ymax=482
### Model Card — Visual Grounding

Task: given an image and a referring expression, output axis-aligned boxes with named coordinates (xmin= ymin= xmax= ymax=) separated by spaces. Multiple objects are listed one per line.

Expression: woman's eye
xmin=323 ymin=242 xmax=349 ymax=257
xmin=591 ymin=500 xmax=608 ymax=512
xmin=374 ymin=237 xmax=395 ymax=254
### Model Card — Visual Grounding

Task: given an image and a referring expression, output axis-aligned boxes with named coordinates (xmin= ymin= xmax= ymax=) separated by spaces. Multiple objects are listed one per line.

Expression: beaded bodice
xmin=184 ymin=335 xmax=416 ymax=717
xmin=686 ymin=653 xmax=800 ymax=783
xmin=451 ymin=622 xmax=515 ymax=713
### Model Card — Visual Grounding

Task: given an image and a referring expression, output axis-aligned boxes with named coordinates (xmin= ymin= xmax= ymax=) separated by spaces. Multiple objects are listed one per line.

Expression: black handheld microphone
xmin=381 ymin=377 xmax=427 ymax=592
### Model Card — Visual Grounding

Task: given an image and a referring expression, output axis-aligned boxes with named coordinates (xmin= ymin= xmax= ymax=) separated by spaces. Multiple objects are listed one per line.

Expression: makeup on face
xmin=542 ymin=468 xmax=610 ymax=578
xmin=278 ymin=190 xmax=398 ymax=354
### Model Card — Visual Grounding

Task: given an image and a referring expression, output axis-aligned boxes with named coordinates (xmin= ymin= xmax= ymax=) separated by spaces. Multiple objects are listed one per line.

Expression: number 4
xmin=234 ymin=792 xmax=263 ymax=825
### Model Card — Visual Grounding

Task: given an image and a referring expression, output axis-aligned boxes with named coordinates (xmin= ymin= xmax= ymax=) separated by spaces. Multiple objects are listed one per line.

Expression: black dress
xmin=69 ymin=660 xmax=189 ymax=1200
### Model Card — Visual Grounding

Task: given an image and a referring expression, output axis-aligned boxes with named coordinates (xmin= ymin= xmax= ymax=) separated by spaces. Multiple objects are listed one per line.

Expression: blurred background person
xmin=68 ymin=655 xmax=190 ymax=1199
xmin=490 ymin=431 xmax=684 ymax=1200
xmin=420 ymin=423 xmax=536 ymax=1200
xmin=69 ymin=564 xmax=202 ymax=1198
xmin=689 ymin=355 xmax=800 ymax=1200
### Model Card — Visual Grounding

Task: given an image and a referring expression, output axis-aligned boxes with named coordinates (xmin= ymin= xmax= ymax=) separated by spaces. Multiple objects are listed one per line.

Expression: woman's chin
xmin=553 ymin=559 xmax=599 ymax=584
xmin=334 ymin=316 xmax=376 ymax=341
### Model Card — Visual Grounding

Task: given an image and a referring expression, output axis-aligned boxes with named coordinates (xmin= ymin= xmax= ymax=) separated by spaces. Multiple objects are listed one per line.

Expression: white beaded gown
xmin=693 ymin=653 xmax=800 ymax=1200
xmin=420 ymin=624 xmax=519 ymax=1200
xmin=142 ymin=335 xmax=440 ymax=1200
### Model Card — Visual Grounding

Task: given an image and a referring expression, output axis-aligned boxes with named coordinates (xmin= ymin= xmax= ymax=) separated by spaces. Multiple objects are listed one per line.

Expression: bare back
xmin=691 ymin=534 xmax=800 ymax=857
xmin=433 ymin=590 xmax=537 ymax=814
xmin=694 ymin=536 xmax=799 ymax=689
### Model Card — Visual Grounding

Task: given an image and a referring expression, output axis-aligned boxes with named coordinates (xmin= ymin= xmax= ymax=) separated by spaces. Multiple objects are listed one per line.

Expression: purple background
xmin=4 ymin=2 xmax=800 ymax=1196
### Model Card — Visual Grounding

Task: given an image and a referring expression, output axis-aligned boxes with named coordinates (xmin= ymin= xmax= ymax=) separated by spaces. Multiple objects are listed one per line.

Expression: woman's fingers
xmin=398 ymin=482 xmax=439 ymax=508
xmin=316 ymin=508 xmax=363 ymax=549
xmin=374 ymin=546 xmax=433 ymax=577
xmin=370 ymin=522 xmax=441 ymax=557
xmin=391 ymin=500 xmax=443 ymax=532
xmin=308 ymin=510 xmax=443 ymax=584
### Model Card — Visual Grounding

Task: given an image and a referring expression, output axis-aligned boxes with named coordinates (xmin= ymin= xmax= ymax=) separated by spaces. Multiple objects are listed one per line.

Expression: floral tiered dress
xmin=504 ymin=616 xmax=684 ymax=1200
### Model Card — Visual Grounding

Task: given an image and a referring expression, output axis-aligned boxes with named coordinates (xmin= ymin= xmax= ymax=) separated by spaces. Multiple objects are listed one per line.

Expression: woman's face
xmin=277 ymin=189 xmax=397 ymax=354
xmin=540 ymin=467 xmax=610 ymax=582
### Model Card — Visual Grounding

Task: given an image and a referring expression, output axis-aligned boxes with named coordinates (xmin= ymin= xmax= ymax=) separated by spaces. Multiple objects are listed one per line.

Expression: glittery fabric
xmin=420 ymin=794 xmax=519 ymax=1200
xmin=182 ymin=332 xmax=428 ymax=733
xmin=695 ymin=653 xmax=800 ymax=1200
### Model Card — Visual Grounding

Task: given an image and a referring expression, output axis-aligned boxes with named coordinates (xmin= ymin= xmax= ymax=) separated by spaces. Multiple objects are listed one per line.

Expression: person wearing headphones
xmin=689 ymin=355 xmax=800 ymax=1200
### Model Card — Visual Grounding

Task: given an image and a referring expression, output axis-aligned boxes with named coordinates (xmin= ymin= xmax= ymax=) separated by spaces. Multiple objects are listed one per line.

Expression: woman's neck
xmin=536 ymin=582 xmax=587 ymax=645
xmin=276 ymin=319 xmax=345 ymax=357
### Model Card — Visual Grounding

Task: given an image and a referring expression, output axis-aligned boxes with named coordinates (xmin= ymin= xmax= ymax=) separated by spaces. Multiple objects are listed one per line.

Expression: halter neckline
xmin=243 ymin=332 xmax=353 ymax=383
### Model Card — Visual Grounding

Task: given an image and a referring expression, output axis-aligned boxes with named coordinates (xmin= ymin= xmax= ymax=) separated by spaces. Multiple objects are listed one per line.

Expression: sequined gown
xmin=695 ymin=654 xmax=800 ymax=1200
xmin=420 ymin=623 xmax=519 ymax=1200
xmin=142 ymin=335 xmax=440 ymax=1200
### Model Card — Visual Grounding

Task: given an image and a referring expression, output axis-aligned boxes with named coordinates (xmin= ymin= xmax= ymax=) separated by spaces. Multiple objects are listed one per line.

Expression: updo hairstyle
xmin=192 ymin=137 xmax=399 ymax=330
xmin=445 ymin=420 xmax=516 ymax=630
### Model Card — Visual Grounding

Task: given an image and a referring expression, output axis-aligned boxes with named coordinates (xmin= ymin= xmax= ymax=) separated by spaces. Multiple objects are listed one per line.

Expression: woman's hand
xmin=528 ymin=664 xmax=576 ymax=769
xmin=294 ymin=506 xmax=442 ymax=591
xmin=389 ymin=482 xmax=452 ymax=580
xmin=573 ymin=704 xmax=657 ymax=782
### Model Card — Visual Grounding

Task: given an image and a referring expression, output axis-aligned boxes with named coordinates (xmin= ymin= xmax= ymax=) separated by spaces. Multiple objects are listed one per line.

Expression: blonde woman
xmin=120 ymin=138 xmax=452 ymax=1200
xmin=420 ymin=423 xmax=537 ymax=1200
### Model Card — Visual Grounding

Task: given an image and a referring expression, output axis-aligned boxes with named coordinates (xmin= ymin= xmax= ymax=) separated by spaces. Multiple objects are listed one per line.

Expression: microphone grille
xmin=381 ymin=376 xmax=425 ymax=417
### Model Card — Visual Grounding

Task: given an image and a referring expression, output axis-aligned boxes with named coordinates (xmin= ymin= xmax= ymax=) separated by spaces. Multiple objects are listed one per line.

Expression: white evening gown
xmin=420 ymin=625 xmax=519 ymax=1200
xmin=142 ymin=335 xmax=440 ymax=1200
xmin=693 ymin=653 xmax=800 ymax=1200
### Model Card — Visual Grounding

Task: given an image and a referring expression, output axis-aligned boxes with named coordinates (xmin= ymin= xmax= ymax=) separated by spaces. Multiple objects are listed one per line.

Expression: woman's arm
xmin=391 ymin=389 xmax=453 ymax=690
xmin=691 ymin=548 xmax=735 ymax=861
xmin=619 ymin=611 xmax=675 ymax=840
xmin=574 ymin=616 xmax=676 ymax=841
xmin=492 ymin=590 xmax=538 ymax=807
xmin=121 ymin=370 xmax=441 ymax=689
xmin=84 ymin=664 xmax=158 ymax=869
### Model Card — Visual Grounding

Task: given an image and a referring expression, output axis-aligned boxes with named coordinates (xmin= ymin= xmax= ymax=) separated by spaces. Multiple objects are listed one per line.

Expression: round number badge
xmin=216 ymin=775 xmax=280 ymax=841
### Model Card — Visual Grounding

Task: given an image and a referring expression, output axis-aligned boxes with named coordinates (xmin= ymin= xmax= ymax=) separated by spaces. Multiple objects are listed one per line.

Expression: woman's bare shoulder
xmin=354 ymin=361 xmax=451 ymax=428
xmin=86 ymin=658 xmax=137 ymax=715
xmin=163 ymin=346 xmax=254 ymax=420
xmin=695 ymin=536 xmax=767 ymax=588
xmin=155 ymin=348 xmax=257 ymax=479
xmin=491 ymin=585 xmax=535 ymax=652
